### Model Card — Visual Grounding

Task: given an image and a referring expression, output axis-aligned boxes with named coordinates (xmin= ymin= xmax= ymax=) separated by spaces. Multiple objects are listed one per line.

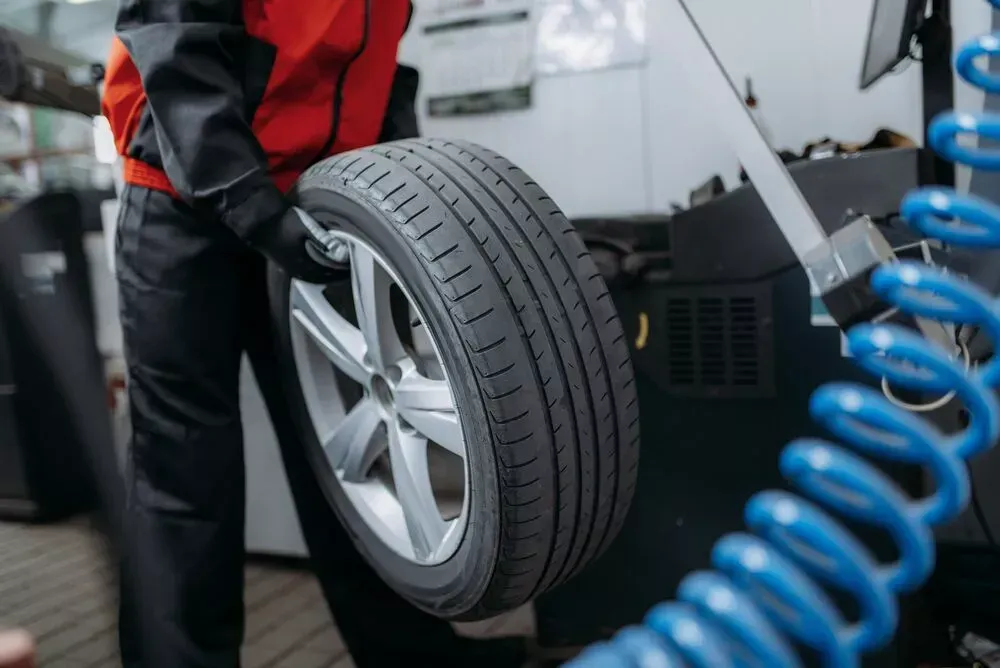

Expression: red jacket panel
xmin=102 ymin=0 xmax=412 ymax=211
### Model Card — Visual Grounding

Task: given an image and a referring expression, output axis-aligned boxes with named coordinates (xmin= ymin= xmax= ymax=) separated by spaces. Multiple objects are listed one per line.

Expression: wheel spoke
xmin=350 ymin=242 xmax=406 ymax=372
xmin=410 ymin=307 xmax=436 ymax=360
xmin=395 ymin=372 xmax=464 ymax=457
xmin=292 ymin=235 xmax=470 ymax=566
xmin=323 ymin=399 xmax=385 ymax=482
xmin=291 ymin=281 xmax=369 ymax=384
xmin=388 ymin=427 xmax=447 ymax=561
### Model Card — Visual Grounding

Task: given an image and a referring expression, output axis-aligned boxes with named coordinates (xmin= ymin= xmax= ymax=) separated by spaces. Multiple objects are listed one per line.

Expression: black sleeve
xmin=378 ymin=64 xmax=420 ymax=143
xmin=378 ymin=1 xmax=420 ymax=143
xmin=115 ymin=0 xmax=285 ymax=238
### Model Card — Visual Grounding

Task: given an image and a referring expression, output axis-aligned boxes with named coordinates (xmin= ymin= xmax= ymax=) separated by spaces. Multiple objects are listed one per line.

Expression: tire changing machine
xmin=540 ymin=147 xmax=940 ymax=667
xmin=536 ymin=0 xmax=995 ymax=665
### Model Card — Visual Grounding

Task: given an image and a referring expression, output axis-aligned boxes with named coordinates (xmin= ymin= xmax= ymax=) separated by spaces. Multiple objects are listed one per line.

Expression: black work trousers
xmin=114 ymin=185 xmax=525 ymax=667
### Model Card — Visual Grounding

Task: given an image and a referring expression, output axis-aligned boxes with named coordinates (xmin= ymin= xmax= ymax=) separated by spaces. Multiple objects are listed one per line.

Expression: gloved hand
xmin=248 ymin=205 xmax=349 ymax=284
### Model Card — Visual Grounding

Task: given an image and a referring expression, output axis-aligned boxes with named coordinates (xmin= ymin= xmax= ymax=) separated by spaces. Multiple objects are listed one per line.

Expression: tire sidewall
xmin=269 ymin=175 xmax=500 ymax=616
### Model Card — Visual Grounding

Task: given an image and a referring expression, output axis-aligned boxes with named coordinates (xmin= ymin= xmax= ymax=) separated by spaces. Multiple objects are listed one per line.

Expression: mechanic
xmin=101 ymin=1 xmax=529 ymax=666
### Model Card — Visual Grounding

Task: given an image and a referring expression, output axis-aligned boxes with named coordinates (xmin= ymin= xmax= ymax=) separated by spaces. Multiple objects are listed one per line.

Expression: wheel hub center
xmin=370 ymin=374 xmax=395 ymax=414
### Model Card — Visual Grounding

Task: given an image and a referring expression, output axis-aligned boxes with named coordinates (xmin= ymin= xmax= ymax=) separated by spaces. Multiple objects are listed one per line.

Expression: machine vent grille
xmin=663 ymin=286 xmax=774 ymax=398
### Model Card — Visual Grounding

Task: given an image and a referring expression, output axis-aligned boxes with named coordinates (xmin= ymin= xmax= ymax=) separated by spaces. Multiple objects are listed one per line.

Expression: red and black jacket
xmin=101 ymin=0 xmax=415 ymax=236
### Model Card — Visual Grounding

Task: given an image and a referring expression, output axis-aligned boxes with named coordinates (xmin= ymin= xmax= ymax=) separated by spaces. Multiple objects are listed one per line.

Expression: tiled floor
xmin=0 ymin=520 xmax=534 ymax=667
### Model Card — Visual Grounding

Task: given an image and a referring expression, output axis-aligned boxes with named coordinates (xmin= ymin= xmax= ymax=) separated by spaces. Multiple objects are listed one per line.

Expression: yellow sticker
xmin=635 ymin=312 xmax=649 ymax=350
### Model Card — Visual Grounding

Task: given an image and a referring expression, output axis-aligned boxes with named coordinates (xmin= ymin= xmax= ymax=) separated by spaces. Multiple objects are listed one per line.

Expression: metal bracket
xmin=802 ymin=216 xmax=954 ymax=352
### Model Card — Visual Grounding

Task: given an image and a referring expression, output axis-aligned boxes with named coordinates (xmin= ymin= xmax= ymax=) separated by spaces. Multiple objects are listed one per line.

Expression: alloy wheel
xmin=288 ymin=232 xmax=469 ymax=566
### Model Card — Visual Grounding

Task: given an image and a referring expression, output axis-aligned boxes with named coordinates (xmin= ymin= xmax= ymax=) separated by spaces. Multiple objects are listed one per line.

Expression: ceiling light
xmin=65 ymin=0 xmax=101 ymax=5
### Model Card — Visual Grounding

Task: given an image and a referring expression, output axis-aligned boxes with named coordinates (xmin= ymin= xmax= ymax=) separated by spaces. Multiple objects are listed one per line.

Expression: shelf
xmin=0 ymin=146 xmax=93 ymax=164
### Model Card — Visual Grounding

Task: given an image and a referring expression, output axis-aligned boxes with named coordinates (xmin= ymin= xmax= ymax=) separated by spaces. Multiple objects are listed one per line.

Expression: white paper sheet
xmin=535 ymin=0 xmax=647 ymax=76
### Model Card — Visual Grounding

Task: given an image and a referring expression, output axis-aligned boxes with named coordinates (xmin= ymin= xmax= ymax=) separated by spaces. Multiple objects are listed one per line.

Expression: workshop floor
xmin=0 ymin=520 xmax=534 ymax=667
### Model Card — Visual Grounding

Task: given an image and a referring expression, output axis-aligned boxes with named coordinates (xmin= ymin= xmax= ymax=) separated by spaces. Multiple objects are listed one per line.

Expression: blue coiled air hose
xmin=567 ymin=5 xmax=1000 ymax=667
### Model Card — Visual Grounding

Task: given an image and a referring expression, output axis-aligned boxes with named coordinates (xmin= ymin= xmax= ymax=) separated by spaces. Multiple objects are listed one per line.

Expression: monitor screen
xmin=860 ymin=0 xmax=926 ymax=90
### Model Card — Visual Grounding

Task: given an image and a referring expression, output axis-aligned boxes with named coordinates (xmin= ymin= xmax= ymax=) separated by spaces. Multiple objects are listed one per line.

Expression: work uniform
xmin=101 ymin=1 xmax=524 ymax=666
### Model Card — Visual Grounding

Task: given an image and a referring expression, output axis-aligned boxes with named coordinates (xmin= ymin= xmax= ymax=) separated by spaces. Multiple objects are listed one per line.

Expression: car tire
xmin=268 ymin=138 xmax=640 ymax=621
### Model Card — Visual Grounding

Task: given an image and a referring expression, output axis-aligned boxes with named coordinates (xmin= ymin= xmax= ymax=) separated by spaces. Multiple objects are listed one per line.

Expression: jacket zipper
xmin=311 ymin=0 xmax=372 ymax=165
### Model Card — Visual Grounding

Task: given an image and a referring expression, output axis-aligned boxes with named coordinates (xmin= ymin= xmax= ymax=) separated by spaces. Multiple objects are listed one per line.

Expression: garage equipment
xmin=567 ymin=0 xmax=1000 ymax=665
xmin=0 ymin=192 xmax=97 ymax=520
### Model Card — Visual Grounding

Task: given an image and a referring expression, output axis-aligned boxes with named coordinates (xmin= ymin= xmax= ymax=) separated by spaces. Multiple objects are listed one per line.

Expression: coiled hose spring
xmin=568 ymin=5 xmax=1000 ymax=667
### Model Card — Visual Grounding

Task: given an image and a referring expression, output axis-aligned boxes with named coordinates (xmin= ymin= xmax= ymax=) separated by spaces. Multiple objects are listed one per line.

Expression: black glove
xmin=247 ymin=205 xmax=348 ymax=284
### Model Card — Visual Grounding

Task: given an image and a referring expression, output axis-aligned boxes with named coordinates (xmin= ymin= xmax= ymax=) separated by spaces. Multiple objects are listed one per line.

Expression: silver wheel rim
xmin=289 ymin=231 xmax=469 ymax=566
